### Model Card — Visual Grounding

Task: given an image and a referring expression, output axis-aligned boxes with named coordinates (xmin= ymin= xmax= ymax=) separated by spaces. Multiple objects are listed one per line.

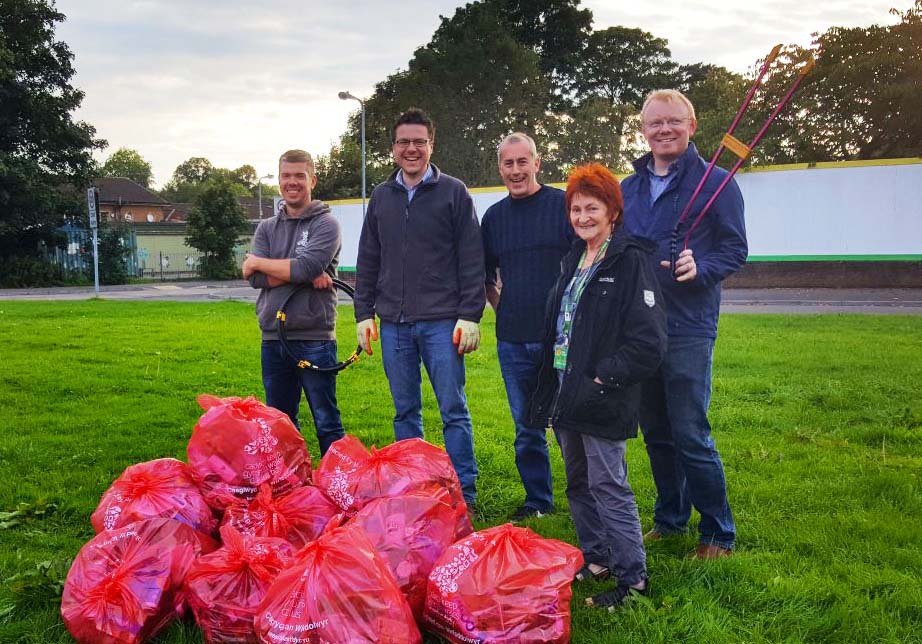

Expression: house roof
xmin=238 ymin=196 xmax=278 ymax=220
xmin=164 ymin=202 xmax=192 ymax=222
xmin=94 ymin=177 xmax=168 ymax=205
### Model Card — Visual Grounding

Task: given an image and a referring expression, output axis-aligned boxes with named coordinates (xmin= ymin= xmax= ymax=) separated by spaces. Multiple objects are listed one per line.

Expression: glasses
xmin=644 ymin=118 xmax=689 ymax=130
xmin=394 ymin=138 xmax=430 ymax=149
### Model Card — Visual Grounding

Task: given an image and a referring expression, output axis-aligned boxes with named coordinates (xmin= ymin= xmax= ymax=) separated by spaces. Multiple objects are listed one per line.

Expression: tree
xmin=0 ymin=0 xmax=103 ymax=270
xmin=572 ymin=27 xmax=678 ymax=170
xmin=679 ymin=64 xmax=750 ymax=167
xmin=314 ymin=137 xmax=390 ymax=201
xmin=548 ymin=97 xmax=633 ymax=173
xmin=185 ymin=179 xmax=249 ymax=280
xmin=99 ymin=147 xmax=153 ymax=187
xmin=172 ymin=156 xmax=214 ymax=184
xmin=84 ymin=222 xmax=131 ymax=284
xmin=356 ymin=2 xmax=553 ymax=186
xmin=798 ymin=2 xmax=922 ymax=160
xmin=162 ymin=158 xmax=272 ymax=202
xmin=161 ymin=156 xmax=214 ymax=202
xmin=430 ymin=0 xmax=592 ymax=106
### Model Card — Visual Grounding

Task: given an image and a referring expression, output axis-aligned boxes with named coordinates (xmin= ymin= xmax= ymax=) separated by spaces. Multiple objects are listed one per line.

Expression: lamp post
xmin=338 ymin=90 xmax=366 ymax=218
xmin=256 ymin=172 xmax=274 ymax=219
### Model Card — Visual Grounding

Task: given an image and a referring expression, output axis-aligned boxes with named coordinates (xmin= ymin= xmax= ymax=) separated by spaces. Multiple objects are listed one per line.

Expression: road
xmin=2 ymin=282 xmax=922 ymax=314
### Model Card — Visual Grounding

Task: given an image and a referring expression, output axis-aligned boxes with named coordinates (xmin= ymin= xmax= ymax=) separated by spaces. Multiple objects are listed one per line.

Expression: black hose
xmin=275 ymin=277 xmax=362 ymax=374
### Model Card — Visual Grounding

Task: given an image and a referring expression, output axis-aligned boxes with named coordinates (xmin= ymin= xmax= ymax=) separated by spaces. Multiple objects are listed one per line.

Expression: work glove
xmin=357 ymin=318 xmax=378 ymax=356
xmin=452 ymin=319 xmax=480 ymax=355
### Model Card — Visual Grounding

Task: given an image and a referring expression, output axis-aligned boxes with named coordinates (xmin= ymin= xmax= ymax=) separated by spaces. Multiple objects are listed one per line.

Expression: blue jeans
xmin=261 ymin=340 xmax=345 ymax=457
xmin=555 ymin=428 xmax=646 ymax=586
xmin=380 ymin=319 xmax=477 ymax=504
xmin=639 ymin=335 xmax=736 ymax=550
xmin=497 ymin=340 xmax=553 ymax=512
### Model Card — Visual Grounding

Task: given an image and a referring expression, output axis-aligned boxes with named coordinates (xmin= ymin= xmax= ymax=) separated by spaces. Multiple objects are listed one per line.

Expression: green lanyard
xmin=554 ymin=236 xmax=610 ymax=370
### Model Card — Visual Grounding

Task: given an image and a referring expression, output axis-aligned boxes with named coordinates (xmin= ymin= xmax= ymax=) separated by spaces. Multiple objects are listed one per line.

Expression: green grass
xmin=0 ymin=301 xmax=920 ymax=644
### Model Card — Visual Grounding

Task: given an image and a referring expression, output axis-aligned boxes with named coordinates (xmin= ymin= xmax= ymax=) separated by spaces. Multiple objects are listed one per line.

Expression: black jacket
xmin=354 ymin=164 xmax=486 ymax=324
xmin=527 ymin=231 xmax=667 ymax=441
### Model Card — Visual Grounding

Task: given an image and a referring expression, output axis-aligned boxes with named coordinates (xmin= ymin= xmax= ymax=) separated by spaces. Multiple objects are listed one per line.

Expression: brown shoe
xmin=689 ymin=544 xmax=733 ymax=559
xmin=643 ymin=529 xmax=664 ymax=543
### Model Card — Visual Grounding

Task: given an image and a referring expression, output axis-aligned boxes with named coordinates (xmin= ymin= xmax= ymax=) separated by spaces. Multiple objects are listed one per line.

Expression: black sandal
xmin=574 ymin=563 xmax=610 ymax=582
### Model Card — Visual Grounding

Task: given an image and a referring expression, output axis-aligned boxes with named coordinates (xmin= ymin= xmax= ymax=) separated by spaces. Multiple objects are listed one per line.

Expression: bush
xmin=185 ymin=179 xmax=249 ymax=280
xmin=90 ymin=225 xmax=132 ymax=285
xmin=0 ymin=255 xmax=82 ymax=288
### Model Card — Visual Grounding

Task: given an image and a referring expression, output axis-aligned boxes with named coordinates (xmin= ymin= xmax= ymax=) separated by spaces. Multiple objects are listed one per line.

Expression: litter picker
xmin=670 ymin=46 xmax=816 ymax=276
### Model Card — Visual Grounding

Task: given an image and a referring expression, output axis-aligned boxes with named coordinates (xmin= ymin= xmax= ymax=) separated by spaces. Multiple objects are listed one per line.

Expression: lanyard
xmin=561 ymin=236 xmax=610 ymax=338
xmin=554 ymin=236 xmax=610 ymax=371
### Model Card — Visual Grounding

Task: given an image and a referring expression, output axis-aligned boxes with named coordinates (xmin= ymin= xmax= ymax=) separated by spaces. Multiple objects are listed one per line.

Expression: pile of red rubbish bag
xmin=61 ymin=394 xmax=583 ymax=644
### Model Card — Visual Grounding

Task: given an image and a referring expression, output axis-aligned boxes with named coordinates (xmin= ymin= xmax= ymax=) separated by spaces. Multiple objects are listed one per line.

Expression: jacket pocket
xmin=567 ymin=375 xmax=624 ymax=426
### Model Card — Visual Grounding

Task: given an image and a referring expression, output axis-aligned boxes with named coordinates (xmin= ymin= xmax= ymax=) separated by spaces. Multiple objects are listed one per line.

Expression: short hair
xmin=392 ymin=108 xmax=435 ymax=142
xmin=497 ymin=132 xmax=538 ymax=162
xmin=278 ymin=149 xmax=315 ymax=177
xmin=641 ymin=89 xmax=696 ymax=122
xmin=565 ymin=163 xmax=624 ymax=231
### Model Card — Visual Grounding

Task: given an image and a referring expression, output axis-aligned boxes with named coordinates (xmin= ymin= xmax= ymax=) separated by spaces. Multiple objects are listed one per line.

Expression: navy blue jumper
xmin=621 ymin=143 xmax=748 ymax=337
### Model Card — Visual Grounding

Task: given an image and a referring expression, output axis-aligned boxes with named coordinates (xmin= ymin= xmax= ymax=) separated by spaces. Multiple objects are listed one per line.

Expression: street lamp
xmin=338 ymin=90 xmax=366 ymax=218
xmin=256 ymin=172 xmax=274 ymax=219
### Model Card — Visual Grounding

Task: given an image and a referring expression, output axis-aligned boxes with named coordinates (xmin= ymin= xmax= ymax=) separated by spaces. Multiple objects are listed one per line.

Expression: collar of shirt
xmin=646 ymin=157 xmax=678 ymax=206
xmin=396 ymin=165 xmax=434 ymax=203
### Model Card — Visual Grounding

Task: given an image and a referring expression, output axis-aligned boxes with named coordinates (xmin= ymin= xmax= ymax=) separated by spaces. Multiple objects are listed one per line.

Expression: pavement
xmin=2 ymin=281 xmax=922 ymax=314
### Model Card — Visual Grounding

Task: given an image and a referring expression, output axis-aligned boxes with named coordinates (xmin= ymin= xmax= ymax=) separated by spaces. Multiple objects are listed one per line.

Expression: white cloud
xmin=586 ymin=0 xmax=903 ymax=72
xmin=55 ymin=0 xmax=909 ymax=187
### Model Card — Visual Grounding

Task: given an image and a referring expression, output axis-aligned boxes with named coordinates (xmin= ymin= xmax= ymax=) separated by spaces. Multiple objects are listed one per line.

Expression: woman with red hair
xmin=528 ymin=163 xmax=667 ymax=610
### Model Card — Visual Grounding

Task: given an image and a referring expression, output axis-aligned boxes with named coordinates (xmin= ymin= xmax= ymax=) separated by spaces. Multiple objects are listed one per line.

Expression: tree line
xmin=1 ymin=0 xmax=919 ymax=285
xmin=316 ymin=0 xmax=922 ymax=197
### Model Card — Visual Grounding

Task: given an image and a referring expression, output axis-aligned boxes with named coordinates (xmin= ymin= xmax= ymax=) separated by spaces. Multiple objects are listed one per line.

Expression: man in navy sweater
xmin=621 ymin=90 xmax=748 ymax=559
xmin=482 ymin=133 xmax=573 ymax=521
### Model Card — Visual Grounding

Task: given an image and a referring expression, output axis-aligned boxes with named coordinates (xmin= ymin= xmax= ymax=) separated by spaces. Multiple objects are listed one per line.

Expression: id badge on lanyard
xmin=553 ymin=335 xmax=569 ymax=369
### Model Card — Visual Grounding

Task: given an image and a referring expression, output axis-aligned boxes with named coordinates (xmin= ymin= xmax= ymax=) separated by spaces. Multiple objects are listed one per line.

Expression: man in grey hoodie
xmin=242 ymin=149 xmax=345 ymax=456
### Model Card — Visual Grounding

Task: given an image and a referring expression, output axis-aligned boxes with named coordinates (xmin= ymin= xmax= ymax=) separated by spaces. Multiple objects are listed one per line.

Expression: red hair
xmin=565 ymin=163 xmax=624 ymax=229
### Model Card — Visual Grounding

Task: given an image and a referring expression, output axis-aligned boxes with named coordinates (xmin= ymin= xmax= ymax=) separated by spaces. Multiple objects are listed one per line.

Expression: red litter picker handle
xmin=670 ymin=48 xmax=815 ymax=277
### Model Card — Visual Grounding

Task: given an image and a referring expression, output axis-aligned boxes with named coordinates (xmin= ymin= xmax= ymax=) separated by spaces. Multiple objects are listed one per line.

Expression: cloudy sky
xmin=56 ymin=0 xmax=905 ymax=187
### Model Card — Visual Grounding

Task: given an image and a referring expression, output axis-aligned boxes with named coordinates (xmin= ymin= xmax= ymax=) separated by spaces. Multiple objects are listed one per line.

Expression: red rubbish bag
xmin=254 ymin=524 xmax=421 ymax=644
xmin=338 ymin=490 xmax=459 ymax=620
xmin=91 ymin=458 xmax=217 ymax=537
xmin=314 ymin=436 xmax=472 ymax=539
xmin=222 ymin=482 xmax=340 ymax=549
xmin=62 ymin=518 xmax=210 ymax=644
xmin=423 ymin=524 xmax=584 ymax=644
xmin=188 ymin=394 xmax=313 ymax=510
xmin=186 ymin=525 xmax=294 ymax=644
xmin=311 ymin=434 xmax=371 ymax=510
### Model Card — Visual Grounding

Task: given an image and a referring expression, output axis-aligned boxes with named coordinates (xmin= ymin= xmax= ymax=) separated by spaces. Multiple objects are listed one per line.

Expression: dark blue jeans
xmin=261 ymin=340 xmax=345 ymax=457
xmin=497 ymin=340 xmax=554 ymax=512
xmin=639 ymin=335 xmax=736 ymax=550
xmin=380 ymin=319 xmax=477 ymax=505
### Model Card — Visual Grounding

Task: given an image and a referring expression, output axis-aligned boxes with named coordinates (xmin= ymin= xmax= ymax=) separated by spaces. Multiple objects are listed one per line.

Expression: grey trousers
xmin=556 ymin=428 xmax=647 ymax=586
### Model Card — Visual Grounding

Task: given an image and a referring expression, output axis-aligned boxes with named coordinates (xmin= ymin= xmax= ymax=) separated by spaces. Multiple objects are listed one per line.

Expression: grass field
xmin=1 ymin=300 xmax=921 ymax=644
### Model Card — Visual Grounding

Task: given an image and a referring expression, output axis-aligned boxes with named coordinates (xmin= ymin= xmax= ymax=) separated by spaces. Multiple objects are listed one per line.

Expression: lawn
xmin=0 ymin=300 xmax=920 ymax=644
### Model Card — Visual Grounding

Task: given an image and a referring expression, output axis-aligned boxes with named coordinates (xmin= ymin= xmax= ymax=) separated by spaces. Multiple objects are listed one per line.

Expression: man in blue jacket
xmin=354 ymin=108 xmax=485 ymax=506
xmin=482 ymin=132 xmax=573 ymax=521
xmin=621 ymin=89 xmax=748 ymax=559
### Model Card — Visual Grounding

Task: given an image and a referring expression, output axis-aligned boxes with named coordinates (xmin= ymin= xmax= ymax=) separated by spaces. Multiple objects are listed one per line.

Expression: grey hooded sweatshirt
xmin=248 ymin=200 xmax=341 ymax=341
